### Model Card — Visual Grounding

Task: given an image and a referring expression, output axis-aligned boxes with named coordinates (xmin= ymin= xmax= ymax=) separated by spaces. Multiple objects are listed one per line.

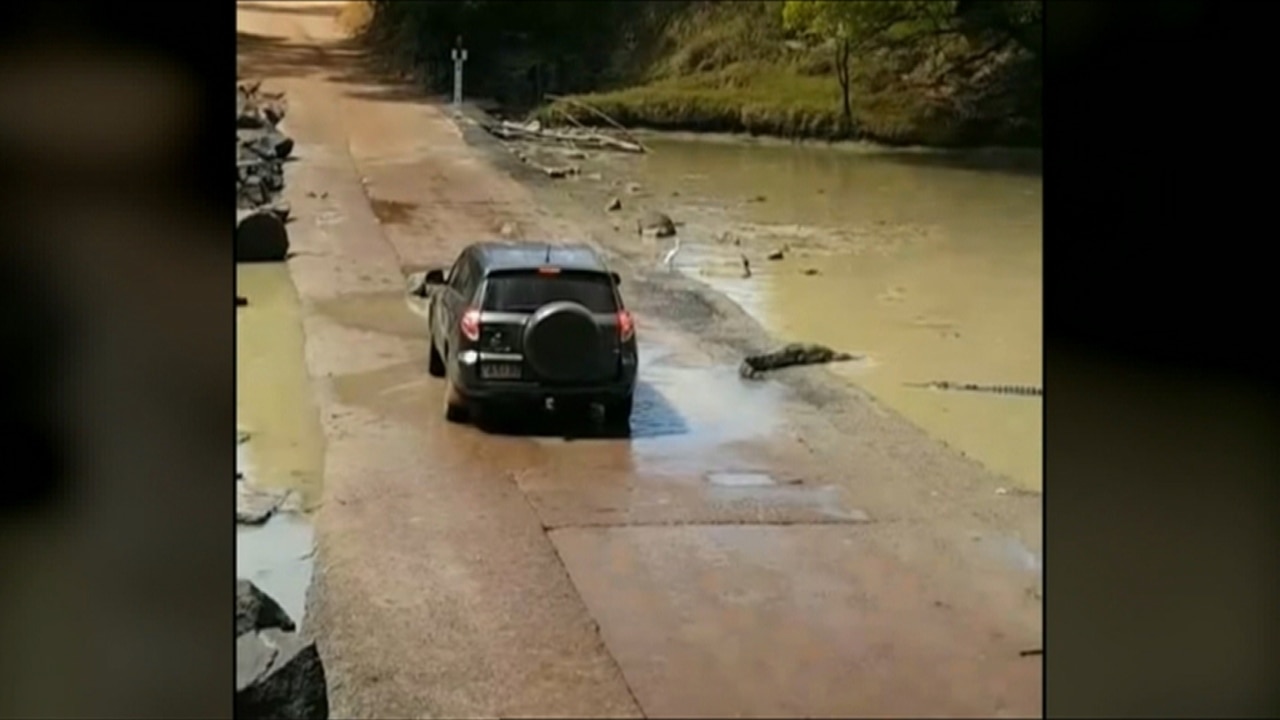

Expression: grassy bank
xmin=531 ymin=62 xmax=1032 ymax=147
xmin=353 ymin=1 xmax=1041 ymax=148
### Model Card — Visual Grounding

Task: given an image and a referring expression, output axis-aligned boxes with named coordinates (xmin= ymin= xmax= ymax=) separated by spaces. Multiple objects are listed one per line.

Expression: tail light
xmin=460 ymin=308 xmax=481 ymax=342
xmin=617 ymin=310 xmax=635 ymax=342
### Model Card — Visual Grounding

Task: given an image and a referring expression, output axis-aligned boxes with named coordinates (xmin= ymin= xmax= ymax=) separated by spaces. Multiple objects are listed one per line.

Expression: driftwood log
xmin=543 ymin=94 xmax=649 ymax=152
xmin=482 ymin=119 xmax=645 ymax=154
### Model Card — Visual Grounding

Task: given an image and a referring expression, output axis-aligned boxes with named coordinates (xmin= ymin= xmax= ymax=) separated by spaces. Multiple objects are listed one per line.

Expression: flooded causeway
xmin=624 ymin=138 xmax=1042 ymax=490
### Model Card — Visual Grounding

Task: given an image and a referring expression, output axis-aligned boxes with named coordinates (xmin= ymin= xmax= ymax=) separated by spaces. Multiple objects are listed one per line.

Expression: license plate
xmin=480 ymin=363 xmax=522 ymax=380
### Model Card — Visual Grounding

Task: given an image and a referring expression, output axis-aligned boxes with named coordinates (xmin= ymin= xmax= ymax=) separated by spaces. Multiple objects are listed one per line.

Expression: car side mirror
xmin=610 ymin=271 xmax=622 ymax=287
xmin=424 ymin=269 xmax=447 ymax=285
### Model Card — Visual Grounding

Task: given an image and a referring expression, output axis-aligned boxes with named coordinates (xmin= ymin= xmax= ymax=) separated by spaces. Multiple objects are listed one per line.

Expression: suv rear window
xmin=481 ymin=271 xmax=618 ymax=313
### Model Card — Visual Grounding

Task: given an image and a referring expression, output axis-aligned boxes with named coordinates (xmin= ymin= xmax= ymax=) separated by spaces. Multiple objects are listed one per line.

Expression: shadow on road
xmin=476 ymin=380 xmax=690 ymax=441
xmin=237 ymin=31 xmax=333 ymax=80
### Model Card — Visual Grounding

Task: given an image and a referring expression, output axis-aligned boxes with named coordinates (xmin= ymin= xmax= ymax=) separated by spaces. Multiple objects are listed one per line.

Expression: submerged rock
xmin=236 ymin=580 xmax=328 ymax=720
xmin=236 ymin=630 xmax=328 ymax=720
xmin=237 ymin=579 xmax=295 ymax=637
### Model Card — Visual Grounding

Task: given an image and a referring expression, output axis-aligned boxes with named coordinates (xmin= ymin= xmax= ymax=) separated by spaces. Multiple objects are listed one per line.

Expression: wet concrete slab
xmin=551 ymin=524 xmax=1043 ymax=718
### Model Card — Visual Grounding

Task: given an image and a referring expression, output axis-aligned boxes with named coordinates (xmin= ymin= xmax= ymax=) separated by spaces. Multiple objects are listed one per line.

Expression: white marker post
xmin=451 ymin=45 xmax=468 ymax=108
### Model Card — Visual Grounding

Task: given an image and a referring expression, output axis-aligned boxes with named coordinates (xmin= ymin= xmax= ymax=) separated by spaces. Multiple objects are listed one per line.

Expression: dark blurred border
xmin=0 ymin=1 xmax=232 ymax=719
xmin=1046 ymin=1 xmax=1279 ymax=717
xmin=1 ymin=1 xmax=1277 ymax=718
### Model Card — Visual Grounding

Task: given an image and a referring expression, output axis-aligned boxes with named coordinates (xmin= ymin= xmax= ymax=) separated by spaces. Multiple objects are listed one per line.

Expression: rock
xmin=266 ymin=201 xmax=292 ymax=223
xmin=236 ymin=84 xmax=294 ymax=218
xmin=237 ymin=483 xmax=288 ymax=525
xmin=236 ymin=629 xmax=329 ymax=720
xmin=605 ymin=196 xmax=622 ymax=212
xmin=584 ymin=172 xmax=603 ymax=182
xmin=625 ymin=182 xmax=642 ymax=194
xmin=802 ymin=268 xmax=820 ymax=276
xmin=739 ymin=343 xmax=860 ymax=379
xmin=637 ymin=210 xmax=676 ymax=238
xmin=236 ymin=210 xmax=290 ymax=263
xmin=237 ymin=579 xmax=296 ymax=637
xmin=766 ymin=249 xmax=785 ymax=261
xmin=499 ymin=222 xmax=518 ymax=238
xmin=748 ymin=194 xmax=767 ymax=203
xmin=236 ymin=296 xmax=249 ymax=307
xmin=238 ymin=128 xmax=294 ymax=160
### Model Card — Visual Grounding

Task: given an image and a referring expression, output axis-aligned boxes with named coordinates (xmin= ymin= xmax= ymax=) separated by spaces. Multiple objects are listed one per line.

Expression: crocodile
xmin=739 ymin=343 xmax=859 ymax=379
xmin=904 ymin=381 xmax=1042 ymax=397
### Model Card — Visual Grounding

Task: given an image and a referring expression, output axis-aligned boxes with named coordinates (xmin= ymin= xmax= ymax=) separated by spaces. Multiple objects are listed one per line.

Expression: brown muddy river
xmin=624 ymin=137 xmax=1043 ymax=490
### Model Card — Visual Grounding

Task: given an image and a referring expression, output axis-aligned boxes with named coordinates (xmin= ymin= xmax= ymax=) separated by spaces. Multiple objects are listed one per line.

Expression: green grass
xmin=534 ymin=61 xmax=983 ymax=147
xmin=536 ymin=64 xmax=846 ymax=139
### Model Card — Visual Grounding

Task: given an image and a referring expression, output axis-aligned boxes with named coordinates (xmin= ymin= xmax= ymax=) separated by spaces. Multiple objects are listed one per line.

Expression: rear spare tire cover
xmin=523 ymin=301 xmax=605 ymax=382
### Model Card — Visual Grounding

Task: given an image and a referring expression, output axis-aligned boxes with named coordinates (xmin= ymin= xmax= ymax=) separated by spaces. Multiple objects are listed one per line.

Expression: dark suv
xmin=422 ymin=242 xmax=638 ymax=426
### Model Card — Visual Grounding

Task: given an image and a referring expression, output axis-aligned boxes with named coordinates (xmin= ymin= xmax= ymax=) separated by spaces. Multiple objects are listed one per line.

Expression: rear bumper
xmin=454 ymin=350 xmax=637 ymax=401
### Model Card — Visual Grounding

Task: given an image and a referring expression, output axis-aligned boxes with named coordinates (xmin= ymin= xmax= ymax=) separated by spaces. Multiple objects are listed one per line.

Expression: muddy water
xmin=237 ymin=264 xmax=327 ymax=507
xmin=237 ymin=264 xmax=326 ymax=625
xmin=630 ymin=138 xmax=1042 ymax=490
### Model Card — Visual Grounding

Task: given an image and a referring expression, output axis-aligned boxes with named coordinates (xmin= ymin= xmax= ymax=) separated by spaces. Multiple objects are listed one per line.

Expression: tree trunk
xmin=836 ymin=38 xmax=853 ymax=137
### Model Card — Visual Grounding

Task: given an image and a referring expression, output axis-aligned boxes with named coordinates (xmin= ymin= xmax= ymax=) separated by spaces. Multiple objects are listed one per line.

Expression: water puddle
xmin=236 ymin=264 xmax=326 ymax=507
xmin=627 ymin=138 xmax=1043 ymax=491
xmin=237 ymin=263 xmax=325 ymax=627
xmin=236 ymin=513 xmax=315 ymax=628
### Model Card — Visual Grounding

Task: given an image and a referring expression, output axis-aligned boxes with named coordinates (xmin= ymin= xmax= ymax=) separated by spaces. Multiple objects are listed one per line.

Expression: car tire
xmin=443 ymin=382 xmax=468 ymax=423
xmin=428 ymin=340 xmax=445 ymax=378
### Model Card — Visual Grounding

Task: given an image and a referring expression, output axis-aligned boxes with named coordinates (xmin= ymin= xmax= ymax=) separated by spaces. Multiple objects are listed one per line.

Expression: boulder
xmin=237 ymin=579 xmax=295 ymax=637
xmin=605 ymin=196 xmax=622 ymax=212
xmin=236 ymin=210 xmax=290 ymax=263
xmin=236 ymin=629 xmax=329 ymax=720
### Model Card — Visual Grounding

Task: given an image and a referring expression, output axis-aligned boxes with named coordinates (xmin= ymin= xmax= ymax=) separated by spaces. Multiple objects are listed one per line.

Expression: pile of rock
xmin=236 ymin=579 xmax=329 ymax=719
xmin=237 ymin=80 xmax=293 ymax=262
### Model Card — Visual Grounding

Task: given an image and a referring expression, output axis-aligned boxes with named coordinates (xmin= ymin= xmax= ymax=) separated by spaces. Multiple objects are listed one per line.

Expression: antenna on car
xmin=544 ymin=244 xmax=552 ymax=263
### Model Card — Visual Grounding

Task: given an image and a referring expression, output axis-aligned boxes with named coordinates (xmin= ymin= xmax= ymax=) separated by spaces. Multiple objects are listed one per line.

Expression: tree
xmin=782 ymin=1 xmax=958 ymax=135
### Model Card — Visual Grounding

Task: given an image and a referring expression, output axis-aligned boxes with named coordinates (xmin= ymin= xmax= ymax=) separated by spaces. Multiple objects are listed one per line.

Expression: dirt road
xmin=237 ymin=2 xmax=1042 ymax=717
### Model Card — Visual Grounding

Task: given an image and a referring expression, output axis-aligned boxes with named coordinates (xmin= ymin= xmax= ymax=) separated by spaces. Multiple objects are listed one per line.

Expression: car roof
xmin=467 ymin=242 xmax=610 ymax=276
